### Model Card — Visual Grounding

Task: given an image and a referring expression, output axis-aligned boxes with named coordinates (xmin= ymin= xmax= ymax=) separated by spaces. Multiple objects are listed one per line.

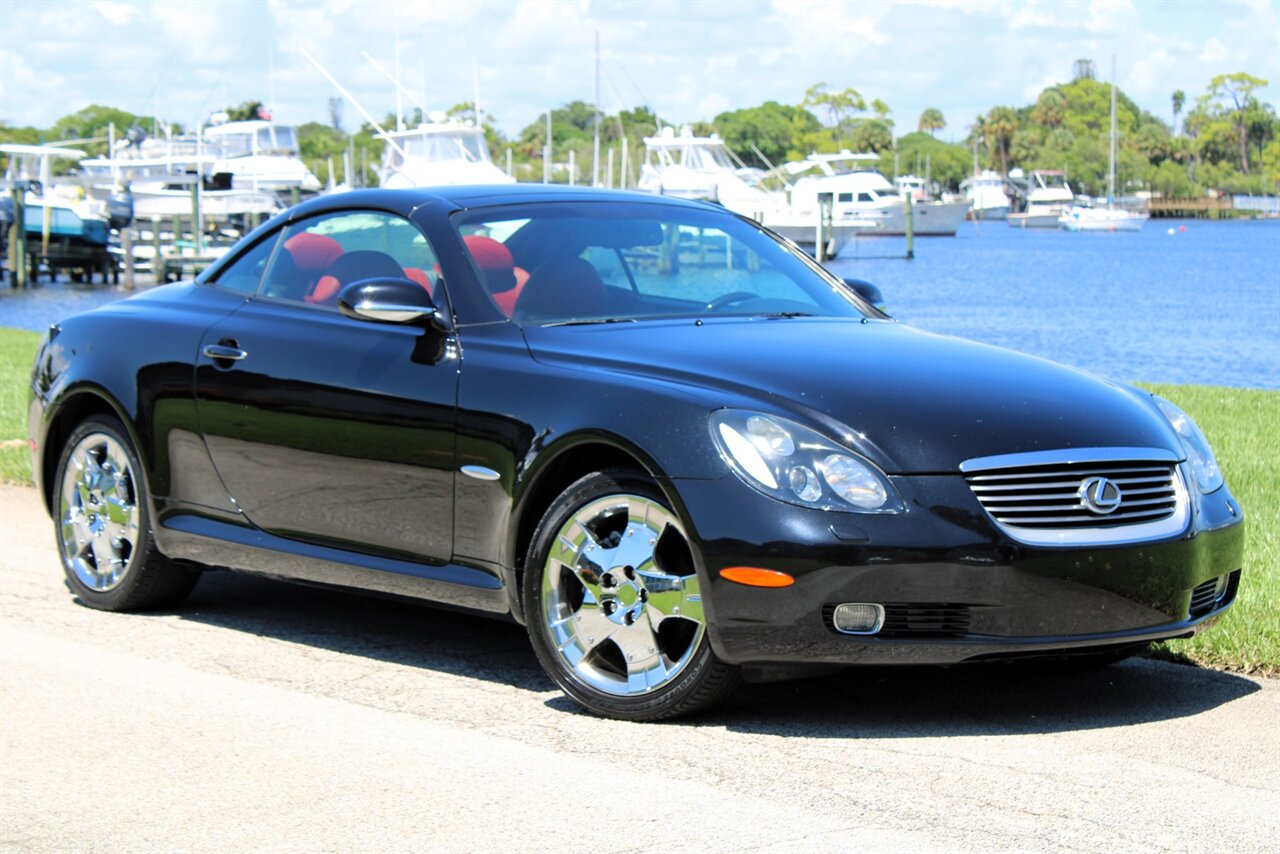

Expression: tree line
xmin=2 ymin=64 xmax=1275 ymax=199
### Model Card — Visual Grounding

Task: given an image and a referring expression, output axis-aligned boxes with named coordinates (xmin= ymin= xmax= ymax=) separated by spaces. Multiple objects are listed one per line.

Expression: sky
xmin=1 ymin=0 xmax=1278 ymax=142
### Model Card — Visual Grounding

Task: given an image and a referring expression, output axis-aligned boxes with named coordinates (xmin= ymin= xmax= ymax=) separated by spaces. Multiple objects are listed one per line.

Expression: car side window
xmin=259 ymin=210 xmax=441 ymax=308
xmin=207 ymin=232 xmax=280 ymax=294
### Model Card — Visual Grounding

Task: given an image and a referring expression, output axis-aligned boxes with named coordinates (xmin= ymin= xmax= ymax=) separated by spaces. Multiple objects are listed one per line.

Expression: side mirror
xmin=337 ymin=277 xmax=444 ymax=328
xmin=842 ymin=277 xmax=887 ymax=313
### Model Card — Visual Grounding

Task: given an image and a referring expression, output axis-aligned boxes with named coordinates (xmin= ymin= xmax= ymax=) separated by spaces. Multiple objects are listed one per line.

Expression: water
xmin=2 ymin=218 xmax=1278 ymax=389
xmin=828 ymin=218 xmax=1280 ymax=390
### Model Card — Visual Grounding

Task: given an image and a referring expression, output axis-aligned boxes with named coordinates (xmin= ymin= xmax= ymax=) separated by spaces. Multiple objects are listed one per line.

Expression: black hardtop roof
xmin=197 ymin=185 xmax=722 ymax=284
xmin=288 ymin=183 xmax=717 ymax=218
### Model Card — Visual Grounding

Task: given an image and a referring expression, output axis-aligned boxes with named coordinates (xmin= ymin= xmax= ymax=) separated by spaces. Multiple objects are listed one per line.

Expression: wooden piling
xmin=905 ymin=193 xmax=915 ymax=260
xmin=8 ymin=187 xmax=27 ymax=288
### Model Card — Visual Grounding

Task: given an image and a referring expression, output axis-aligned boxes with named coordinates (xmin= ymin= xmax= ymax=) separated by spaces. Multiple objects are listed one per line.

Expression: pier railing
xmin=1146 ymin=197 xmax=1236 ymax=219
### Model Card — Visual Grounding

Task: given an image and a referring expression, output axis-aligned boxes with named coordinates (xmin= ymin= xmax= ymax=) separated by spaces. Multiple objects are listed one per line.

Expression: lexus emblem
xmin=1079 ymin=476 xmax=1123 ymax=515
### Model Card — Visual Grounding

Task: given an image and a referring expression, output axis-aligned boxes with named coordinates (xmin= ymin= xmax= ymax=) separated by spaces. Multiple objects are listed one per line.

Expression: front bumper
xmin=667 ymin=472 xmax=1245 ymax=667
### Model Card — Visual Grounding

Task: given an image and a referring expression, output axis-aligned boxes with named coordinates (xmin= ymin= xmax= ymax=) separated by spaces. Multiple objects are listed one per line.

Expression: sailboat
xmin=1059 ymin=60 xmax=1148 ymax=232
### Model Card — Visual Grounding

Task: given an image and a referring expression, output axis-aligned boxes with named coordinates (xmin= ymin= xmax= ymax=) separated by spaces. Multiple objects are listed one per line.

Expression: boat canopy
xmin=204 ymin=121 xmax=300 ymax=158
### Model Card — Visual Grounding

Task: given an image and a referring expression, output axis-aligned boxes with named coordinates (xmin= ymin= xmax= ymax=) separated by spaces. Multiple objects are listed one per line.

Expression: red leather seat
xmin=283 ymin=233 xmax=344 ymax=299
xmin=464 ymin=235 xmax=526 ymax=317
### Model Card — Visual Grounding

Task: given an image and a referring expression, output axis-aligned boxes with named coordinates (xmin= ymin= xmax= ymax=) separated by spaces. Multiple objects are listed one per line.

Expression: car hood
xmin=521 ymin=317 xmax=1180 ymax=475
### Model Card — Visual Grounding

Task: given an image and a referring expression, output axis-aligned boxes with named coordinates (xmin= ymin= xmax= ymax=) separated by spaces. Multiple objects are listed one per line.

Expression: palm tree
xmin=984 ymin=106 xmax=1019 ymax=175
xmin=1172 ymin=90 xmax=1185 ymax=136
xmin=918 ymin=108 xmax=946 ymax=137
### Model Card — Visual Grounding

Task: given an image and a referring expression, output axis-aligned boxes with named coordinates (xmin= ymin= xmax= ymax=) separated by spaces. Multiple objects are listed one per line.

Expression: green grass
xmin=0 ymin=328 xmax=39 ymax=485
xmin=0 ymin=325 xmax=1275 ymax=673
xmin=1140 ymin=383 xmax=1280 ymax=676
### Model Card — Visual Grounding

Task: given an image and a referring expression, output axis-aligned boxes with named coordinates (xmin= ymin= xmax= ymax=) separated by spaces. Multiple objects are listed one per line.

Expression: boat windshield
xmin=453 ymin=201 xmax=871 ymax=325
xmin=681 ymin=145 xmax=735 ymax=170
xmin=403 ymin=132 xmax=488 ymax=163
xmin=215 ymin=133 xmax=253 ymax=158
xmin=257 ymin=125 xmax=298 ymax=155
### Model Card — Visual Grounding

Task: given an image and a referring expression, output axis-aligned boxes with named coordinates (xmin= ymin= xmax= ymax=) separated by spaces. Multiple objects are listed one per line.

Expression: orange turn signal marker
xmin=719 ymin=567 xmax=795 ymax=588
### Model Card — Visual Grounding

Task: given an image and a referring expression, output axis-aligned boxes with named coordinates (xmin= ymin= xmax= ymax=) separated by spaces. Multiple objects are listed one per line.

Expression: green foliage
xmin=895 ymin=132 xmax=971 ymax=189
xmin=46 ymin=104 xmax=142 ymax=158
xmin=917 ymin=108 xmax=946 ymax=136
xmin=224 ymin=100 xmax=264 ymax=122
xmin=713 ymin=101 xmax=820 ymax=168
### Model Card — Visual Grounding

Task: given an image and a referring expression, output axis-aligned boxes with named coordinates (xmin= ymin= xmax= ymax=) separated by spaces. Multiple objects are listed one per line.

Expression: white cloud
xmin=1083 ymin=0 xmax=1136 ymax=34
xmin=698 ymin=93 xmax=731 ymax=118
xmin=769 ymin=0 xmax=890 ymax=57
xmin=1199 ymin=37 xmax=1230 ymax=65
xmin=89 ymin=1 xmax=143 ymax=26
xmin=1009 ymin=0 xmax=1061 ymax=30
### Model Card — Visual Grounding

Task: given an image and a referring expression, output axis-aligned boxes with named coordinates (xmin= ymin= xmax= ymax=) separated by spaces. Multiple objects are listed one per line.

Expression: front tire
xmin=53 ymin=416 xmax=200 ymax=611
xmin=523 ymin=469 xmax=740 ymax=720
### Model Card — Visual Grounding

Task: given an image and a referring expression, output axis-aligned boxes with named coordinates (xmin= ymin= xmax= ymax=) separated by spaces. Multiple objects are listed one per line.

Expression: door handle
xmin=202 ymin=344 xmax=247 ymax=362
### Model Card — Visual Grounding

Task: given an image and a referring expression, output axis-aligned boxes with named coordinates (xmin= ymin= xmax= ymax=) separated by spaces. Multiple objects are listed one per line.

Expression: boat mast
xmin=394 ymin=33 xmax=404 ymax=132
xmin=1108 ymin=55 xmax=1117 ymax=207
xmin=593 ymin=29 xmax=601 ymax=187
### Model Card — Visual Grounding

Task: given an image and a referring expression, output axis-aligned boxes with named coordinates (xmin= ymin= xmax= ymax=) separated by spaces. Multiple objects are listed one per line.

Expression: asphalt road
xmin=2 ymin=484 xmax=1277 ymax=852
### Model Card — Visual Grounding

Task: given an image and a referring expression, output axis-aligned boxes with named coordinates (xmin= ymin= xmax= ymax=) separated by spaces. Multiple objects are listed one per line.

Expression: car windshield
xmin=454 ymin=201 xmax=868 ymax=325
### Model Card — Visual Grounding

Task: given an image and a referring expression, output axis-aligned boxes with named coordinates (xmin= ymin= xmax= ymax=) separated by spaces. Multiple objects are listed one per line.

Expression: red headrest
xmin=285 ymin=232 xmax=344 ymax=272
xmin=464 ymin=235 xmax=514 ymax=272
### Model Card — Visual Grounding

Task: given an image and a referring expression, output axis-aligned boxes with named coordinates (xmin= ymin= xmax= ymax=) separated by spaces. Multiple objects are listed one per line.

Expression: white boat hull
xmin=969 ymin=204 xmax=1009 ymax=221
xmin=878 ymin=200 xmax=970 ymax=236
xmin=1059 ymin=207 xmax=1148 ymax=232
xmin=1008 ymin=209 xmax=1066 ymax=229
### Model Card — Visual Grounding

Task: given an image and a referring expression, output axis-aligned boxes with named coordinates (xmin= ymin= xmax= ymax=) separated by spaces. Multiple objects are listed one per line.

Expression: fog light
xmin=832 ymin=603 xmax=884 ymax=635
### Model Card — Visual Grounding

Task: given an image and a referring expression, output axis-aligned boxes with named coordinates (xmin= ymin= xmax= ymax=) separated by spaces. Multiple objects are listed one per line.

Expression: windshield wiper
xmin=543 ymin=317 xmax=637 ymax=327
xmin=758 ymin=311 xmax=813 ymax=318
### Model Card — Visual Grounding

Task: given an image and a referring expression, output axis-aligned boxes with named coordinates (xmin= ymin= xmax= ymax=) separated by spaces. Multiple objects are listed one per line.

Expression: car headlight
xmin=709 ymin=410 xmax=903 ymax=513
xmin=1154 ymin=396 xmax=1224 ymax=493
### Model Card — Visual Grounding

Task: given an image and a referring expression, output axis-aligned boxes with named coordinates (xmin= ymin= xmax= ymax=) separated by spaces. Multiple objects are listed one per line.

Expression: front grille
xmin=823 ymin=602 xmax=971 ymax=638
xmin=960 ymin=448 xmax=1189 ymax=546
xmin=1189 ymin=569 xmax=1241 ymax=618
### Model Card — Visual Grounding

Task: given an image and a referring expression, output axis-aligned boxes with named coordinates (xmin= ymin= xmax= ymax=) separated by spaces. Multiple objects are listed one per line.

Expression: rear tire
xmin=52 ymin=416 xmax=200 ymax=611
xmin=524 ymin=469 xmax=740 ymax=720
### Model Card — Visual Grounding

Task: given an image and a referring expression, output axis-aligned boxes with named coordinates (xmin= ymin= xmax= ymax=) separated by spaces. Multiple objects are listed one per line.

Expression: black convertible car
xmin=28 ymin=185 xmax=1244 ymax=720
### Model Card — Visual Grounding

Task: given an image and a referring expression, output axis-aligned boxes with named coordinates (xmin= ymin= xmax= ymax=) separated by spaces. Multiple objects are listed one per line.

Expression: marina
xmin=4 ymin=217 xmax=1276 ymax=391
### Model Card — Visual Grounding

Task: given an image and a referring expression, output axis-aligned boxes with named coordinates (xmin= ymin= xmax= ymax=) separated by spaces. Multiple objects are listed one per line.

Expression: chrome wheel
xmin=58 ymin=432 xmax=140 ymax=592
xmin=541 ymin=494 xmax=705 ymax=697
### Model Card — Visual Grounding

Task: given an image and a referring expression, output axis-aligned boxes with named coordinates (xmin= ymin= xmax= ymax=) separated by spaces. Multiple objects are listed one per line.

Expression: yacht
xmin=379 ymin=118 xmax=514 ymax=188
xmin=638 ymin=127 xmax=864 ymax=258
xmin=959 ymin=170 xmax=1011 ymax=220
xmin=80 ymin=130 xmax=281 ymax=221
xmin=1007 ymin=170 xmax=1074 ymax=228
xmin=786 ymin=152 xmax=969 ymax=236
xmin=202 ymin=119 xmax=322 ymax=193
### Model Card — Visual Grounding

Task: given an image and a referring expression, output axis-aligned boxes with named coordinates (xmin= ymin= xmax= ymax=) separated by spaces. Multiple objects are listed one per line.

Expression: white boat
xmin=891 ymin=174 xmax=971 ymax=235
xmin=1060 ymin=205 xmax=1148 ymax=231
xmin=80 ymin=132 xmax=281 ymax=222
xmin=201 ymin=119 xmax=322 ymax=193
xmin=1059 ymin=61 xmax=1148 ymax=233
xmin=1 ymin=144 xmax=118 ymax=237
xmin=960 ymin=170 xmax=1011 ymax=220
xmin=786 ymin=152 xmax=968 ymax=236
xmin=1008 ymin=170 xmax=1074 ymax=228
xmin=1 ymin=144 xmax=118 ymax=279
xmin=638 ymin=127 xmax=864 ymax=258
xmin=379 ymin=118 xmax=515 ymax=188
